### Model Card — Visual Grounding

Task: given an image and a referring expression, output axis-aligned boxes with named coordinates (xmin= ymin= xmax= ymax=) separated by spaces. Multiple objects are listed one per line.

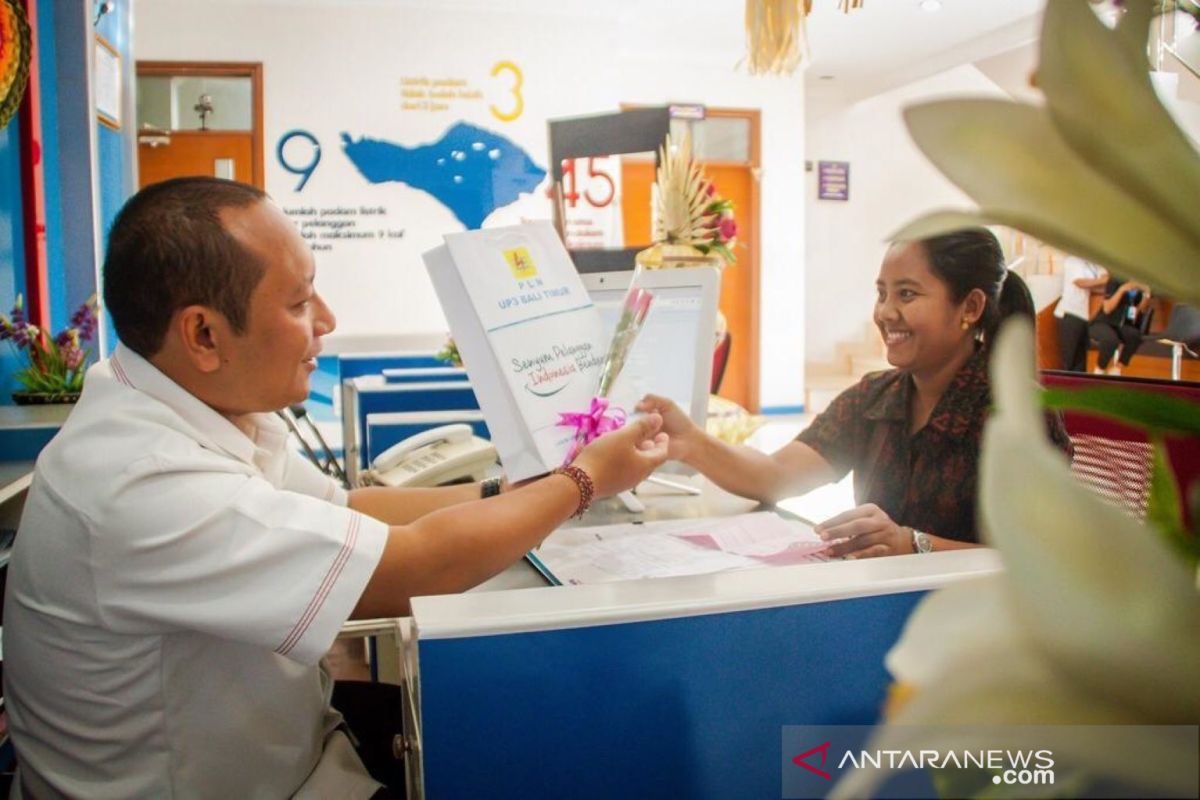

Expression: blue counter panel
xmin=0 ymin=427 xmax=61 ymax=462
xmin=418 ymin=590 xmax=925 ymax=799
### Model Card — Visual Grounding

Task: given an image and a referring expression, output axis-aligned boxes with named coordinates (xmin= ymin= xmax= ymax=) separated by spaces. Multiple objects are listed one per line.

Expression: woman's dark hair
xmin=920 ymin=227 xmax=1033 ymax=347
xmin=103 ymin=177 xmax=268 ymax=357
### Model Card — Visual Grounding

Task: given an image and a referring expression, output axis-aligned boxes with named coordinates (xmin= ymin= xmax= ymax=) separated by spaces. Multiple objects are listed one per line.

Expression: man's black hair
xmin=102 ymin=176 xmax=268 ymax=357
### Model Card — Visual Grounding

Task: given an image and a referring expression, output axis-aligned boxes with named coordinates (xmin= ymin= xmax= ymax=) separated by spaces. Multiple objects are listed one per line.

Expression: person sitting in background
xmin=2 ymin=177 xmax=668 ymax=800
xmin=639 ymin=228 xmax=1071 ymax=559
xmin=1055 ymin=255 xmax=1109 ymax=372
xmin=1088 ymin=275 xmax=1153 ymax=375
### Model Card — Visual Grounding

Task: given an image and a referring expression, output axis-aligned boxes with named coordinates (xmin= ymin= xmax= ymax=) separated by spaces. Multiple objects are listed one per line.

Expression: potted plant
xmin=0 ymin=294 xmax=100 ymax=404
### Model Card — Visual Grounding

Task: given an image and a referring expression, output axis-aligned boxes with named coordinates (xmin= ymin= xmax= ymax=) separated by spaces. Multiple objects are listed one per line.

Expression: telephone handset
xmin=370 ymin=424 xmax=498 ymax=488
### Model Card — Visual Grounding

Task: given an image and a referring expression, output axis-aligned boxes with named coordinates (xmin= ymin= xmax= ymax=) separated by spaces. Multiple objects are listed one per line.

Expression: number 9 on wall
xmin=277 ymin=129 xmax=322 ymax=192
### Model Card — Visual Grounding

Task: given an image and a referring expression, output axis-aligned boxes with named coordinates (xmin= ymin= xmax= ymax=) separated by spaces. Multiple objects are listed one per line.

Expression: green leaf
xmin=1038 ymin=1 xmax=1200 ymax=251
xmin=1040 ymin=386 xmax=1200 ymax=437
xmin=1147 ymin=436 xmax=1200 ymax=564
xmin=901 ymin=100 xmax=1200 ymax=305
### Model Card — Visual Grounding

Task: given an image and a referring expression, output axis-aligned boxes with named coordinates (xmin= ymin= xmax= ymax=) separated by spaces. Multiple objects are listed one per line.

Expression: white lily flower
xmin=892 ymin=0 xmax=1200 ymax=307
xmin=831 ymin=322 xmax=1200 ymax=800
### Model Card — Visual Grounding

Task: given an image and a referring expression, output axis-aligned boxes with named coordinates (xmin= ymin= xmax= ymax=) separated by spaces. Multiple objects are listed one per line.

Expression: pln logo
xmin=503 ymin=246 xmax=537 ymax=280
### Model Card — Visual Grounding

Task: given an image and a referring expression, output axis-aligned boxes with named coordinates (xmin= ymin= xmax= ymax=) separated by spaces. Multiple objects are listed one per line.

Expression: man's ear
xmin=963 ymin=287 xmax=987 ymax=326
xmin=173 ymin=305 xmax=228 ymax=373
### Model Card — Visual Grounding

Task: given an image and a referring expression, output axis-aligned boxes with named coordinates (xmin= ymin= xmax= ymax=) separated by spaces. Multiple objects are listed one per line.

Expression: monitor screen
xmin=581 ymin=268 xmax=720 ymax=469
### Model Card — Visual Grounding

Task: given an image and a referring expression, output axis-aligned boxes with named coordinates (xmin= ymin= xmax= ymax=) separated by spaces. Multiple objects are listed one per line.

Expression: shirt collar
xmin=108 ymin=343 xmax=284 ymax=467
xmin=862 ymin=371 xmax=910 ymax=423
xmin=928 ymin=347 xmax=990 ymax=433
xmin=861 ymin=347 xmax=990 ymax=433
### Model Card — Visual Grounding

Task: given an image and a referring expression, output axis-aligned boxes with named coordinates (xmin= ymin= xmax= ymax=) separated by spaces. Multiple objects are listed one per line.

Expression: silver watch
xmin=911 ymin=528 xmax=933 ymax=554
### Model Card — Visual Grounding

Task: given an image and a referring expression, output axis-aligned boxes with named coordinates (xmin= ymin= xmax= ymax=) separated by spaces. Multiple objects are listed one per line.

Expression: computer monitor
xmin=580 ymin=267 xmax=721 ymax=473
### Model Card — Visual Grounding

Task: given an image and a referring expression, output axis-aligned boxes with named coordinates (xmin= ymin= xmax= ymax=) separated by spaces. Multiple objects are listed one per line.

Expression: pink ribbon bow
xmin=557 ymin=396 xmax=626 ymax=464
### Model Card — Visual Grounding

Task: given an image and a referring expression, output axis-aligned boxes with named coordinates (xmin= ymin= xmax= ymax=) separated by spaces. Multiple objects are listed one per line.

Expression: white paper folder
xmin=424 ymin=222 xmax=608 ymax=482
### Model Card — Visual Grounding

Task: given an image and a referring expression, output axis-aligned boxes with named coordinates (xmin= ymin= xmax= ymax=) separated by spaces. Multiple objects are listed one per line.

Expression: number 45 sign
xmin=554 ymin=157 xmax=615 ymax=209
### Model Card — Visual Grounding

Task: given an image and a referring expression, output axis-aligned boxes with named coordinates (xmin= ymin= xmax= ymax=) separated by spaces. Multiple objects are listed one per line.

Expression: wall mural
xmin=341 ymin=121 xmax=546 ymax=230
xmin=155 ymin=0 xmax=634 ymax=340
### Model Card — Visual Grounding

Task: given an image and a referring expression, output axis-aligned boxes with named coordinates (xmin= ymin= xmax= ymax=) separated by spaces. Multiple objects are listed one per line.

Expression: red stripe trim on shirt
xmin=110 ymin=354 xmax=133 ymax=387
xmin=276 ymin=513 xmax=361 ymax=657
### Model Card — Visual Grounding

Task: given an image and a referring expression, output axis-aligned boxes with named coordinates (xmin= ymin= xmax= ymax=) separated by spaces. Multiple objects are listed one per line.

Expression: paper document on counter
xmin=530 ymin=511 xmax=832 ymax=586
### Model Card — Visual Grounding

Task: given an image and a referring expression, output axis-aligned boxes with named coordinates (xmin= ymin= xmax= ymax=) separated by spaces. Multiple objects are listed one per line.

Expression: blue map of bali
xmin=340 ymin=121 xmax=546 ymax=230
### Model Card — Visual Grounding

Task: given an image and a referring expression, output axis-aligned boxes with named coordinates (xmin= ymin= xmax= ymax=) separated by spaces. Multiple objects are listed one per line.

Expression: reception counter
xmin=399 ymin=478 xmax=1002 ymax=799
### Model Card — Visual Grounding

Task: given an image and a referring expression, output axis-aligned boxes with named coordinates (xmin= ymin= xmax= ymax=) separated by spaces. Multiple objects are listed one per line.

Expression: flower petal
xmin=981 ymin=321 xmax=1200 ymax=723
xmin=1038 ymin=0 xmax=1200 ymax=250
xmin=902 ymin=100 xmax=1200 ymax=305
xmin=834 ymin=643 xmax=1199 ymax=799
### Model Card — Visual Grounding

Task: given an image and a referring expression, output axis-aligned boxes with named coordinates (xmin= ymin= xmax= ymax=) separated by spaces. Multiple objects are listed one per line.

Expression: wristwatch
xmin=480 ymin=476 xmax=503 ymax=498
xmin=910 ymin=527 xmax=933 ymax=554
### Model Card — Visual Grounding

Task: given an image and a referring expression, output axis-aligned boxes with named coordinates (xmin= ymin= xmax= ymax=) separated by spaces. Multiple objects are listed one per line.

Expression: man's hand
xmin=572 ymin=413 xmax=669 ymax=498
xmin=635 ymin=394 xmax=703 ymax=464
xmin=814 ymin=503 xmax=913 ymax=559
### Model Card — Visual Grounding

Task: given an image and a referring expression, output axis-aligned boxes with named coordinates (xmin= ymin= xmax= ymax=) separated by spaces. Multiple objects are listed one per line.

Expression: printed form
xmin=534 ymin=511 xmax=832 ymax=585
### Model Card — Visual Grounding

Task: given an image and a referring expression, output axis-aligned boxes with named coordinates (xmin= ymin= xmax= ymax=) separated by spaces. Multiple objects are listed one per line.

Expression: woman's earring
xmin=961 ymin=319 xmax=971 ymax=330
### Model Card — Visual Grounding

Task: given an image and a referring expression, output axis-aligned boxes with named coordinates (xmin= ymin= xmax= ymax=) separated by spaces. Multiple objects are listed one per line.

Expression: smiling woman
xmin=638 ymin=227 xmax=1071 ymax=558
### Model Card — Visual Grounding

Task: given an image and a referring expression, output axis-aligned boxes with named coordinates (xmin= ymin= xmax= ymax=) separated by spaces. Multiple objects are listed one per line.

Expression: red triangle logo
xmin=792 ymin=741 xmax=833 ymax=780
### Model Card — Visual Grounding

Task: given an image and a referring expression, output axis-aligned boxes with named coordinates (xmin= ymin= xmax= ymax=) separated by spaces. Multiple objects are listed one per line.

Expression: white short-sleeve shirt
xmin=2 ymin=345 xmax=389 ymax=799
xmin=1055 ymin=256 xmax=1105 ymax=321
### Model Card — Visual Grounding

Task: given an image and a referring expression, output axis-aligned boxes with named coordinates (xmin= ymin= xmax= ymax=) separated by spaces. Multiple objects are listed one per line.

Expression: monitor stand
xmin=617 ymin=491 xmax=645 ymax=514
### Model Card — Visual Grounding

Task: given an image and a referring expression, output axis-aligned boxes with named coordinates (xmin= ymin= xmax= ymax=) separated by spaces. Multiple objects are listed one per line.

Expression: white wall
xmin=134 ymin=0 xmax=808 ymax=409
xmin=804 ymin=64 xmax=1010 ymax=364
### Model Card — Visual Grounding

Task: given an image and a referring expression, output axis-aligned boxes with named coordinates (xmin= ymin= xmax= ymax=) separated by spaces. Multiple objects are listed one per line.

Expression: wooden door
xmin=620 ymin=160 xmax=759 ymax=411
xmin=135 ymin=62 xmax=264 ymax=190
xmin=139 ymin=131 xmax=255 ymax=187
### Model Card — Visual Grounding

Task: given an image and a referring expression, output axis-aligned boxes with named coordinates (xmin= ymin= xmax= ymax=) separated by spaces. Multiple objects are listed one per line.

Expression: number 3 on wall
xmin=489 ymin=61 xmax=524 ymax=123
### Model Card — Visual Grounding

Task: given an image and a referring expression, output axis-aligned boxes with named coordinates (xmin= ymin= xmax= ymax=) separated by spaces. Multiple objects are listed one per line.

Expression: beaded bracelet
xmin=551 ymin=465 xmax=595 ymax=518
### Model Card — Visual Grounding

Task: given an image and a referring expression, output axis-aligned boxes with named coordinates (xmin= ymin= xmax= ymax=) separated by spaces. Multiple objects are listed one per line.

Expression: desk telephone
xmin=370 ymin=424 xmax=497 ymax=488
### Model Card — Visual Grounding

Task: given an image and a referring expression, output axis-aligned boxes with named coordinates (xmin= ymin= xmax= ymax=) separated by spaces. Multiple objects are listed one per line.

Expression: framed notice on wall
xmin=817 ymin=160 xmax=849 ymax=201
xmin=95 ymin=35 xmax=121 ymax=130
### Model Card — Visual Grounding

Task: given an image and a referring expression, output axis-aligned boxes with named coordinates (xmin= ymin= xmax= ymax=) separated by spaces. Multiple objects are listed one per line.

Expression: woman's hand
xmin=635 ymin=394 xmax=704 ymax=464
xmin=571 ymin=413 xmax=669 ymax=498
xmin=814 ymin=503 xmax=913 ymax=559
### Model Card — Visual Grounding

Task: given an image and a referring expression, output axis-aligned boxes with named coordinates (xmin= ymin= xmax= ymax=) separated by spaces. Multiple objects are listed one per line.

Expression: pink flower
xmin=718 ymin=217 xmax=738 ymax=241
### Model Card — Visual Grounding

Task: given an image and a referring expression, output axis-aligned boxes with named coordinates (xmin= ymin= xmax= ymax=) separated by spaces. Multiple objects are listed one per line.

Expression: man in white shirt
xmin=1054 ymin=255 xmax=1109 ymax=371
xmin=2 ymin=177 xmax=668 ymax=799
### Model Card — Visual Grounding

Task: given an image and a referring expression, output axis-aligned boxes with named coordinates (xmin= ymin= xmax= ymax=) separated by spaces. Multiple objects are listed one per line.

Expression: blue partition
xmin=338 ymin=352 xmax=449 ymax=383
xmin=382 ymin=367 xmax=468 ymax=384
xmin=417 ymin=590 xmax=922 ymax=798
xmin=346 ymin=379 xmax=481 ymax=469
xmin=411 ymin=548 xmax=1005 ymax=800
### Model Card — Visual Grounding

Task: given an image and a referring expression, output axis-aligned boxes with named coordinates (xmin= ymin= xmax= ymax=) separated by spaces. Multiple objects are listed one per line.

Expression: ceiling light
xmin=920 ymin=0 xmax=943 ymax=11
